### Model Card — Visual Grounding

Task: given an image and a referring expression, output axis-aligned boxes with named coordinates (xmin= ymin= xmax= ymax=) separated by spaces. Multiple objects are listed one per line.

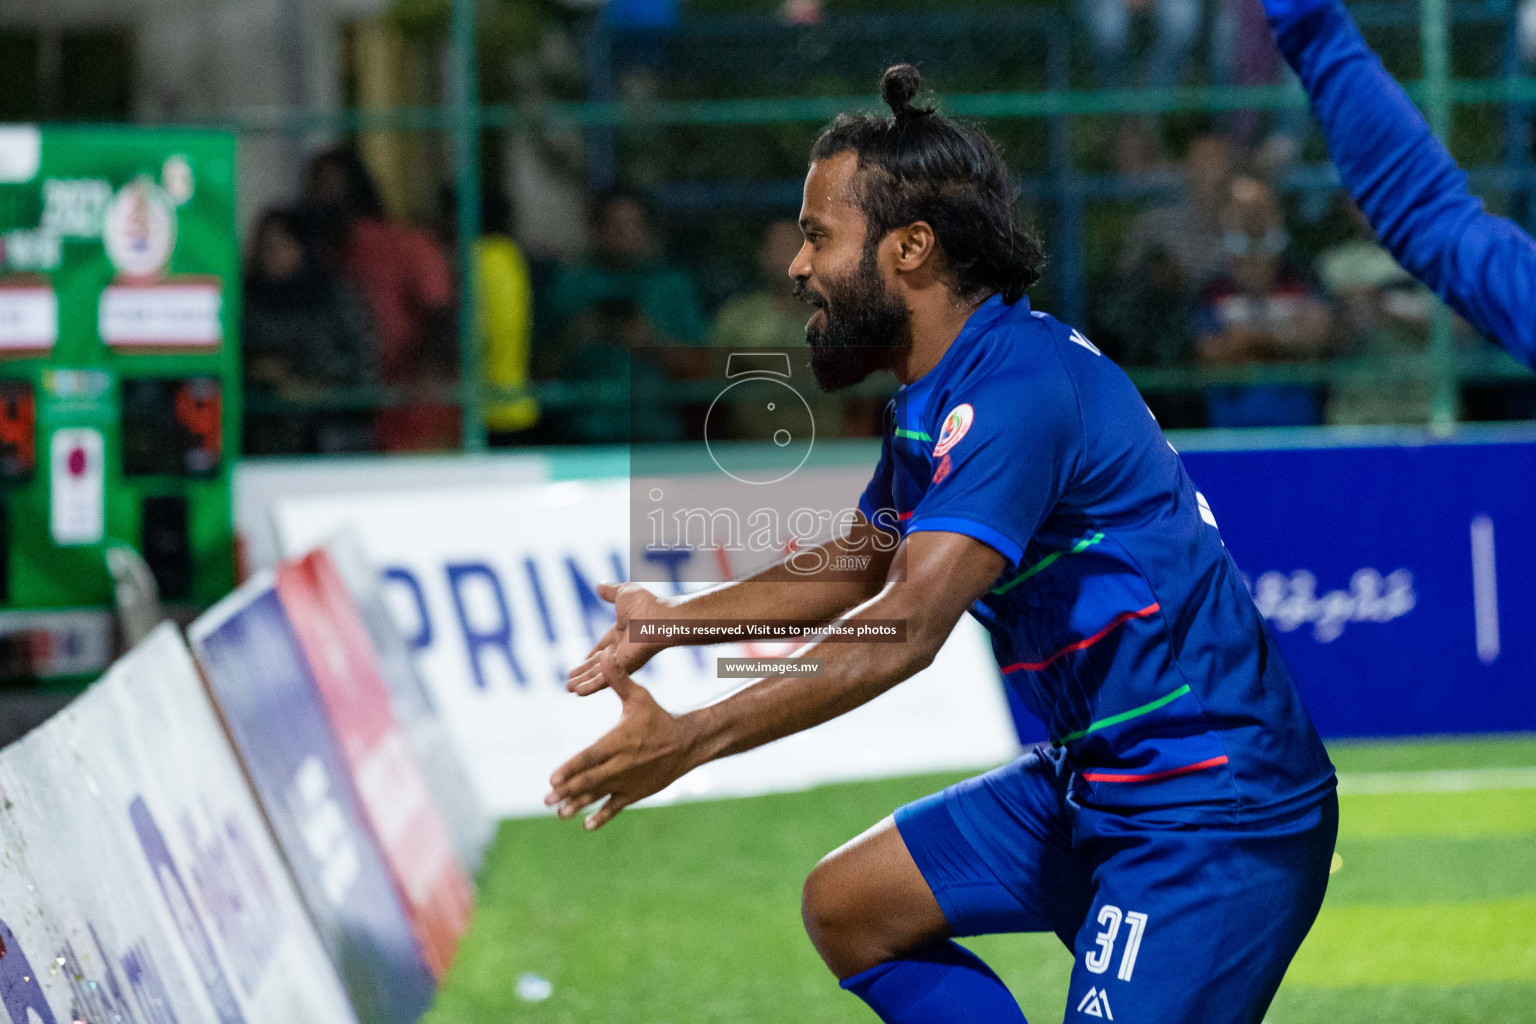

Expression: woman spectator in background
xmin=242 ymin=208 xmax=379 ymax=455
xmin=1197 ymin=175 xmax=1333 ymax=427
xmin=302 ymin=146 xmax=459 ymax=451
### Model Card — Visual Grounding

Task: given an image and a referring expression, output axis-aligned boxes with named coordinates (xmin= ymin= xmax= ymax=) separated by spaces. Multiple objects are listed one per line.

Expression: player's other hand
xmin=567 ymin=582 xmax=669 ymax=696
xmin=546 ymin=649 xmax=698 ymax=830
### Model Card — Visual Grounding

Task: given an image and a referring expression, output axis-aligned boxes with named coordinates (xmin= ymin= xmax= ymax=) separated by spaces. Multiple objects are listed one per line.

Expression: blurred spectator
xmin=711 ymin=220 xmax=807 ymax=351
xmin=1118 ymin=133 xmax=1238 ymax=298
xmin=536 ymin=191 xmax=707 ymax=443
xmin=303 ymin=146 xmax=459 ymax=451
xmin=607 ymin=0 xmax=678 ymax=119
xmin=242 ymin=209 xmax=378 ymax=455
xmin=541 ymin=297 xmax=687 ymax=444
xmin=1197 ymin=175 xmax=1333 ymax=427
xmin=1082 ymin=0 xmax=1203 ymax=89
xmin=1081 ymin=0 xmax=1204 ymax=166
xmin=440 ymin=187 xmax=540 ymax=445
xmin=1107 ymin=131 xmax=1236 ymax=408
xmin=1211 ymin=0 xmax=1309 ymax=163
xmin=1319 ymin=202 xmax=1435 ymax=425
xmin=709 ymin=220 xmax=860 ymax=438
xmin=543 ymin=190 xmax=709 ymax=356
xmin=1104 ymin=245 xmax=1198 ymax=368
xmin=1101 ymin=241 xmax=1206 ymax=426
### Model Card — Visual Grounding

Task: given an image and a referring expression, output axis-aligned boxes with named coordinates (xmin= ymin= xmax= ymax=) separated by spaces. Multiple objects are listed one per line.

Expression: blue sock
xmin=839 ymin=940 xmax=1028 ymax=1023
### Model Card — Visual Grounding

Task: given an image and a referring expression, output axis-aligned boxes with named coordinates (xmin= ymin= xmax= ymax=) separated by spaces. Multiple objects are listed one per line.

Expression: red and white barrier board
xmin=272 ymin=475 xmax=1022 ymax=818
xmin=327 ymin=533 xmax=492 ymax=872
xmin=275 ymin=550 xmax=474 ymax=980
xmin=190 ymin=578 xmax=439 ymax=1024
xmin=0 ymin=624 xmax=359 ymax=1024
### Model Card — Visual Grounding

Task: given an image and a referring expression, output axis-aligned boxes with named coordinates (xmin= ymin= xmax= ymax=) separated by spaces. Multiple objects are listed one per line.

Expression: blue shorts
xmin=894 ymin=749 xmax=1338 ymax=1024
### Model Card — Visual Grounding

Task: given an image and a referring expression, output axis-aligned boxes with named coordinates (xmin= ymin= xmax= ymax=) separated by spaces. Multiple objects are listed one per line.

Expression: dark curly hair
xmin=809 ymin=64 xmax=1044 ymax=304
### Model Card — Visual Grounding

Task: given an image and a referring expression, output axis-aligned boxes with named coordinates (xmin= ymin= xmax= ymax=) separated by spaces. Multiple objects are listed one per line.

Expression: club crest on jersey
xmin=933 ymin=403 xmax=974 ymax=457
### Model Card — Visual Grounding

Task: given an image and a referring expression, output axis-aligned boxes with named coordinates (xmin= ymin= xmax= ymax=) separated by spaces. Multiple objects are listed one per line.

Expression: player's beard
xmin=796 ymin=243 xmax=912 ymax=392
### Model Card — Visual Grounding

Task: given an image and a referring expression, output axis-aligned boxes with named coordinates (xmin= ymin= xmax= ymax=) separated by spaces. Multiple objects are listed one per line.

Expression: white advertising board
xmin=0 ymin=687 xmax=231 ymax=1024
xmin=273 ymin=476 xmax=1021 ymax=818
xmin=0 ymin=625 xmax=360 ymax=1024
xmin=235 ymin=450 xmax=553 ymax=572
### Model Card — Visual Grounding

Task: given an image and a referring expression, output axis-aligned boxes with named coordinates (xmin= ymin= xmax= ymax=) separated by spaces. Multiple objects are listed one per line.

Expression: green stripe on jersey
xmin=1054 ymin=683 xmax=1193 ymax=745
xmin=992 ymin=531 xmax=1105 ymax=596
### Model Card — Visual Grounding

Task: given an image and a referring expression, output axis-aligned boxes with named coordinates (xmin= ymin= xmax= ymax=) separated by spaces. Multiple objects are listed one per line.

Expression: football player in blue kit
xmin=1264 ymin=0 xmax=1535 ymax=367
xmin=547 ymin=65 xmax=1338 ymax=1023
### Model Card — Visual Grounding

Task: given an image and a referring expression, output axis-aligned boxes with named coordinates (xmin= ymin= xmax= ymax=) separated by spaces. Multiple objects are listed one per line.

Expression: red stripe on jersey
xmin=1000 ymin=603 xmax=1161 ymax=674
xmin=1082 ymin=754 xmax=1230 ymax=784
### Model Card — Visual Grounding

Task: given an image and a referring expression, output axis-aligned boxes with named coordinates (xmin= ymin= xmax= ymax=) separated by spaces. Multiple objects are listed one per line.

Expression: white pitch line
xmin=1337 ymin=766 xmax=1536 ymax=796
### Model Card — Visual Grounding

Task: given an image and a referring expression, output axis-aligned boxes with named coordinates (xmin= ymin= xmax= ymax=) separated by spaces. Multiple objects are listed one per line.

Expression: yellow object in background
xmin=477 ymin=235 xmax=539 ymax=434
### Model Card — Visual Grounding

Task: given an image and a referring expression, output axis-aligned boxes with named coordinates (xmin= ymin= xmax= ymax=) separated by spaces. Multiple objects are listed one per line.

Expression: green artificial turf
xmin=426 ymin=735 xmax=1536 ymax=1023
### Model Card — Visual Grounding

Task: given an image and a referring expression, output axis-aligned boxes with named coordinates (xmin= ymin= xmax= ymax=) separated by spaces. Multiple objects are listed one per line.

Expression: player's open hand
xmin=546 ymin=649 xmax=700 ymax=830
xmin=566 ymin=582 xmax=672 ymax=696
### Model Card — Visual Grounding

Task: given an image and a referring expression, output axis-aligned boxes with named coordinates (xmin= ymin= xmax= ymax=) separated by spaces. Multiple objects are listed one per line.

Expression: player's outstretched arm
xmin=566 ymin=513 xmax=897 ymax=695
xmin=1265 ymin=0 xmax=1536 ymax=367
xmin=545 ymin=529 xmax=1005 ymax=829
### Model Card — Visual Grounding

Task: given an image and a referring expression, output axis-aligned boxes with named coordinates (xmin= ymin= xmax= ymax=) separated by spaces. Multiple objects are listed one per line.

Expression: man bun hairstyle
xmin=879 ymin=64 xmax=929 ymax=121
xmin=812 ymin=64 xmax=1044 ymax=303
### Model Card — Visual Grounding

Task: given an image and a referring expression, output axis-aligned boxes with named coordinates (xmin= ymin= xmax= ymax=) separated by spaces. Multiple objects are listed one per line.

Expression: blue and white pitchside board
xmin=1179 ymin=428 xmax=1536 ymax=739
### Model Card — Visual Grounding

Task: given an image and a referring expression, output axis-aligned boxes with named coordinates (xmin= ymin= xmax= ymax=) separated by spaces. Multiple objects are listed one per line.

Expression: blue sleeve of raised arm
xmin=1267 ymin=0 xmax=1536 ymax=368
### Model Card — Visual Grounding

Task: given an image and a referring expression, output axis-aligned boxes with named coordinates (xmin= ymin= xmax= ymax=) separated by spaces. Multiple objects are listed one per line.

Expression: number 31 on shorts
xmin=1084 ymin=906 xmax=1148 ymax=982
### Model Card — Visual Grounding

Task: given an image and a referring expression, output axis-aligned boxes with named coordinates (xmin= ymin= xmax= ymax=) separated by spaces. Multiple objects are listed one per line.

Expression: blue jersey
xmin=859 ymin=295 xmax=1334 ymax=821
xmin=1268 ymin=0 xmax=1536 ymax=368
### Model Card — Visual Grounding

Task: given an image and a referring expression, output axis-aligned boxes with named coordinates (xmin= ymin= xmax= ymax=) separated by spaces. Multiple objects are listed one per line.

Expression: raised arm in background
xmin=1265 ymin=0 xmax=1536 ymax=367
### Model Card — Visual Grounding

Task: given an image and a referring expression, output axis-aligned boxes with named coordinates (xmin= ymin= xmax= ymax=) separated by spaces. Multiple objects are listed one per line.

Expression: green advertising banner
xmin=0 ymin=126 xmax=239 ymax=679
